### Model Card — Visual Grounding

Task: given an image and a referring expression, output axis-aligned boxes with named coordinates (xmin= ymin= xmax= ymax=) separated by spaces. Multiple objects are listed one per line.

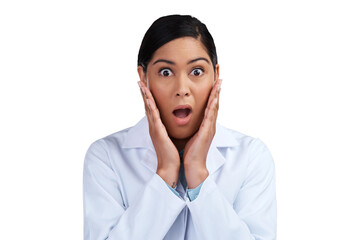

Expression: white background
xmin=1 ymin=0 xmax=358 ymax=239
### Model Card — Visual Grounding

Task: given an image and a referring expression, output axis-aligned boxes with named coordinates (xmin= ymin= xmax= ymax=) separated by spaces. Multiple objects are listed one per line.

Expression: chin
xmin=167 ymin=122 xmax=199 ymax=140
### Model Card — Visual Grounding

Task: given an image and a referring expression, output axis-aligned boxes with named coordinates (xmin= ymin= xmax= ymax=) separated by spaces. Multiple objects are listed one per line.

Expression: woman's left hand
xmin=183 ymin=79 xmax=222 ymax=189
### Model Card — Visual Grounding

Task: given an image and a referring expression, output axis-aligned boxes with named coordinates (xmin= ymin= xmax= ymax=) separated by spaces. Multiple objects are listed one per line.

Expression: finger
xmin=138 ymin=81 xmax=157 ymax=106
xmin=206 ymin=79 xmax=220 ymax=108
xmin=204 ymin=79 xmax=221 ymax=114
xmin=202 ymin=82 xmax=221 ymax=130
xmin=138 ymin=81 xmax=160 ymax=123
xmin=216 ymin=79 xmax=222 ymax=109
xmin=202 ymin=97 xmax=218 ymax=138
xmin=140 ymin=82 xmax=164 ymax=127
xmin=206 ymin=96 xmax=218 ymax=123
xmin=138 ymin=81 xmax=151 ymax=116
xmin=146 ymin=98 xmax=163 ymax=128
xmin=211 ymin=97 xmax=219 ymax=121
xmin=204 ymin=79 xmax=222 ymax=118
xmin=141 ymin=83 xmax=161 ymax=121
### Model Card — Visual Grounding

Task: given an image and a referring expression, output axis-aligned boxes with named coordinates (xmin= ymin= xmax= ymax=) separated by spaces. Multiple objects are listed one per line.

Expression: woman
xmin=83 ymin=15 xmax=276 ymax=240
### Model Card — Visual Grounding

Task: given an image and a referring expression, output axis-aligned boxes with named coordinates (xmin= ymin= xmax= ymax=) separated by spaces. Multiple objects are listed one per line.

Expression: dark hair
xmin=137 ymin=14 xmax=218 ymax=73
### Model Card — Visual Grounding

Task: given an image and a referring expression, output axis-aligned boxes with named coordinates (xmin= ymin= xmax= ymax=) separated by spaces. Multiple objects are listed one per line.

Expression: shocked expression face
xmin=142 ymin=37 xmax=219 ymax=140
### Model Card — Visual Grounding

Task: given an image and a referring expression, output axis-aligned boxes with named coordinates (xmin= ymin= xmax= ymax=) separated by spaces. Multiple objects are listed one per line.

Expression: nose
xmin=175 ymin=74 xmax=190 ymax=97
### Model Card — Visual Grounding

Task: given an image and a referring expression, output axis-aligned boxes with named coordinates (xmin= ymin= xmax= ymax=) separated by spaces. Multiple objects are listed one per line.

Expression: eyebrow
xmin=153 ymin=59 xmax=175 ymax=65
xmin=187 ymin=57 xmax=210 ymax=65
xmin=152 ymin=57 xmax=210 ymax=66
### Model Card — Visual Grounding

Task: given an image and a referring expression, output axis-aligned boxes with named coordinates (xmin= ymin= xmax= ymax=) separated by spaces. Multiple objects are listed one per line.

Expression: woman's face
xmin=138 ymin=37 xmax=219 ymax=141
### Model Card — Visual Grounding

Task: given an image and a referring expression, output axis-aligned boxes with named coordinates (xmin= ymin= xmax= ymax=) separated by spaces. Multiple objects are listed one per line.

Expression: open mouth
xmin=172 ymin=105 xmax=192 ymax=125
xmin=173 ymin=108 xmax=191 ymax=118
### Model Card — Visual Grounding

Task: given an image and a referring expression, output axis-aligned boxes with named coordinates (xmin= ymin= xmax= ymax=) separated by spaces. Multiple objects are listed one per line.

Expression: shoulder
xmin=100 ymin=127 xmax=132 ymax=149
xmin=86 ymin=117 xmax=149 ymax=154
xmin=87 ymin=126 xmax=134 ymax=154
xmin=84 ymin=127 xmax=131 ymax=166
xmin=216 ymin=124 xmax=270 ymax=152
xmin=216 ymin=124 xmax=274 ymax=168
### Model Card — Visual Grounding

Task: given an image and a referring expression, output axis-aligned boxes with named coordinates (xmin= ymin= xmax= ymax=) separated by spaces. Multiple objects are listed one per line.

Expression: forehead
xmin=150 ymin=37 xmax=210 ymax=64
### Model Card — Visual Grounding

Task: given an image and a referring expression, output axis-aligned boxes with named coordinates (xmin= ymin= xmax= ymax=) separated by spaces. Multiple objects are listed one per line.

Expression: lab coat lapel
xmin=122 ymin=117 xmax=158 ymax=173
xmin=141 ymin=148 xmax=158 ymax=173
xmin=122 ymin=117 xmax=152 ymax=149
xmin=206 ymin=123 xmax=239 ymax=174
xmin=206 ymin=145 xmax=225 ymax=175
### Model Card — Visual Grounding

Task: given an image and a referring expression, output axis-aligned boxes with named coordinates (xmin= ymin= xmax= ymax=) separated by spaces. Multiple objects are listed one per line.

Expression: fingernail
xmin=140 ymin=87 xmax=145 ymax=95
xmin=137 ymin=81 xmax=141 ymax=87
xmin=146 ymin=99 xmax=151 ymax=109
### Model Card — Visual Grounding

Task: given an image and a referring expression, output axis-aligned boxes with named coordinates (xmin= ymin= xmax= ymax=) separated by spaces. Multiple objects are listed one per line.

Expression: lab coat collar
xmin=122 ymin=117 xmax=239 ymax=174
xmin=122 ymin=117 xmax=153 ymax=149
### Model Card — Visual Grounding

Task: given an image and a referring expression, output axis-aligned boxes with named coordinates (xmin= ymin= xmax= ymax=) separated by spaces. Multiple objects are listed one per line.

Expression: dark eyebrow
xmin=187 ymin=57 xmax=210 ymax=65
xmin=152 ymin=57 xmax=210 ymax=66
xmin=152 ymin=59 xmax=175 ymax=65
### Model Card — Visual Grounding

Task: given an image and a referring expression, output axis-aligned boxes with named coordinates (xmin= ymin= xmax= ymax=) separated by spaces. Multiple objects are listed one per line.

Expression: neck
xmin=170 ymin=137 xmax=189 ymax=151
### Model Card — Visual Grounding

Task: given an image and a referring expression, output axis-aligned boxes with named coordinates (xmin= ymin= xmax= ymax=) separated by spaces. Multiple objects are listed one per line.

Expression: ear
xmin=215 ymin=64 xmax=220 ymax=81
xmin=137 ymin=65 xmax=147 ymax=85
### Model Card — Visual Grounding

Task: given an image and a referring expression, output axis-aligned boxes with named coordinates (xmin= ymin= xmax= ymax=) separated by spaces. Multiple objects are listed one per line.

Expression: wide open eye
xmin=159 ymin=68 xmax=173 ymax=77
xmin=190 ymin=68 xmax=204 ymax=77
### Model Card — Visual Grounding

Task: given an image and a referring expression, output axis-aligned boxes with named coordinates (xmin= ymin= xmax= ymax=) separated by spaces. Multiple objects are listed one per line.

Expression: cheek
xmin=150 ymin=86 xmax=170 ymax=113
xmin=151 ymin=89 xmax=164 ymax=105
xmin=194 ymin=84 xmax=212 ymax=109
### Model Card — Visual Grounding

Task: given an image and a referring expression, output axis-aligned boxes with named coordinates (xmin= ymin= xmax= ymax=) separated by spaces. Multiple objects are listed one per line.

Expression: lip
xmin=172 ymin=104 xmax=193 ymax=126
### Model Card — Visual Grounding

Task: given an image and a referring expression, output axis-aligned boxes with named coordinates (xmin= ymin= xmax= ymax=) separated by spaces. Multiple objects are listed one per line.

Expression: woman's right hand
xmin=138 ymin=81 xmax=180 ymax=188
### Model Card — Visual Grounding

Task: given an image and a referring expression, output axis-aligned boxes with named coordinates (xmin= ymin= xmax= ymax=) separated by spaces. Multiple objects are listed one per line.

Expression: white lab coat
xmin=83 ymin=117 xmax=276 ymax=240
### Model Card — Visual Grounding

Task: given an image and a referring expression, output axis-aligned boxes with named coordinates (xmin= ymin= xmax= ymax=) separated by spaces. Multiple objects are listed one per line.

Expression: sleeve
xmin=166 ymin=181 xmax=203 ymax=201
xmin=187 ymin=182 xmax=203 ymax=201
xmin=186 ymin=139 xmax=277 ymax=240
xmin=166 ymin=183 xmax=181 ymax=198
xmin=83 ymin=140 xmax=186 ymax=240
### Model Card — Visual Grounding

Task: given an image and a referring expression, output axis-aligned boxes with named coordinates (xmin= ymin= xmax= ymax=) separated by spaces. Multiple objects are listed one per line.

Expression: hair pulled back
xmin=137 ymin=15 xmax=218 ymax=73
